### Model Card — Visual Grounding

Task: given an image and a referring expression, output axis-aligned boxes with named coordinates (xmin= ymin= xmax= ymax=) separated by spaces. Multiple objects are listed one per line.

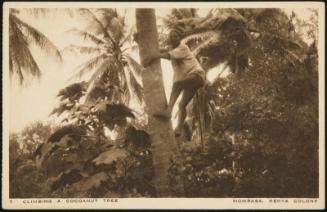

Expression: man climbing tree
xmin=143 ymin=29 xmax=206 ymax=137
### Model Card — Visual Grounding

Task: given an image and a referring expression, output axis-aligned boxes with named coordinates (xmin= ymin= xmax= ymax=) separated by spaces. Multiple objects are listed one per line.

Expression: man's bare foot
xmin=174 ymin=128 xmax=181 ymax=137
xmin=174 ymin=131 xmax=181 ymax=137
xmin=153 ymin=109 xmax=171 ymax=119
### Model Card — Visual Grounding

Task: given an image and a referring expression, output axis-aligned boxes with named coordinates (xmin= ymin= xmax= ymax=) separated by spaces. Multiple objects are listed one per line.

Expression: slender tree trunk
xmin=135 ymin=9 xmax=184 ymax=197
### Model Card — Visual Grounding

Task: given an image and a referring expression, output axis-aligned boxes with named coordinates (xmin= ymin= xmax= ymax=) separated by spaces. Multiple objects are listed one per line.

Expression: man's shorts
xmin=174 ymin=73 xmax=205 ymax=90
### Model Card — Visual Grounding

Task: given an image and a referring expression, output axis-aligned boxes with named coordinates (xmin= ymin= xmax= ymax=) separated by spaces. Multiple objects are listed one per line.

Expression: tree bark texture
xmin=135 ymin=9 xmax=184 ymax=197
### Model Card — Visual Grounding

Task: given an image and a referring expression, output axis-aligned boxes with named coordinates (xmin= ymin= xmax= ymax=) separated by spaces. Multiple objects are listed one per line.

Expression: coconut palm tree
xmin=63 ymin=8 xmax=143 ymax=105
xmin=9 ymin=9 xmax=62 ymax=84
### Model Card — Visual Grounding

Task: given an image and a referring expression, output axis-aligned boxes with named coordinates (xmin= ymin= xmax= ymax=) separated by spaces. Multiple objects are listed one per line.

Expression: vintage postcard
xmin=2 ymin=1 xmax=325 ymax=210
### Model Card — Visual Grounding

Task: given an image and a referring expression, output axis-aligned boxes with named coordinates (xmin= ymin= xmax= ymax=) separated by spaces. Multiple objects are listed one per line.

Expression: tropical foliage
xmin=167 ymin=8 xmax=319 ymax=197
xmin=9 ymin=9 xmax=62 ymax=84
xmin=9 ymin=121 xmax=155 ymax=198
xmin=9 ymin=8 xmax=319 ymax=198
xmin=62 ymin=8 xmax=143 ymax=105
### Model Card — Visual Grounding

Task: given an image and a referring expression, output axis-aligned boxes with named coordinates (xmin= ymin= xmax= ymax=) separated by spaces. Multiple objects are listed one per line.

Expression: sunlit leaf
xmin=57 ymin=81 xmax=88 ymax=101
xmin=73 ymin=171 xmax=109 ymax=191
xmin=92 ymin=148 xmax=128 ymax=166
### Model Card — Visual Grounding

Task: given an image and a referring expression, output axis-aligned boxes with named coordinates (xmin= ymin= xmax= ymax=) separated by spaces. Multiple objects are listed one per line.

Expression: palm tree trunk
xmin=135 ymin=9 xmax=184 ymax=197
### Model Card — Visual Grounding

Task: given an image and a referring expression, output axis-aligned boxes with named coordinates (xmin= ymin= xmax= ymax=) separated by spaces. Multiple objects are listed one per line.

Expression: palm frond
xmin=119 ymin=25 xmax=136 ymax=47
xmin=22 ymin=8 xmax=76 ymax=18
xmin=69 ymin=53 xmax=108 ymax=80
xmin=66 ymin=28 xmax=106 ymax=46
xmin=124 ymin=55 xmax=143 ymax=86
xmin=62 ymin=44 xmax=103 ymax=55
xmin=9 ymin=15 xmax=41 ymax=83
xmin=109 ymin=16 xmax=126 ymax=43
xmin=78 ymin=9 xmax=116 ymax=45
xmin=9 ymin=16 xmax=25 ymax=81
xmin=122 ymin=79 xmax=131 ymax=105
xmin=24 ymin=8 xmax=49 ymax=17
xmin=125 ymin=65 xmax=143 ymax=104
xmin=260 ymin=31 xmax=302 ymax=50
xmin=84 ymin=58 xmax=116 ymax=103
xmin=9 ymin=50 xmax=14 ymax=76
xmin=94 ymin=8 xmax=126 ymax=43
xmin=94 ymin=8 xmax=118 ymax=28
xmin=87 ymin=58 xmax=113 ymax=87
xmin=11 ymin=14 xmax=62 ymax=63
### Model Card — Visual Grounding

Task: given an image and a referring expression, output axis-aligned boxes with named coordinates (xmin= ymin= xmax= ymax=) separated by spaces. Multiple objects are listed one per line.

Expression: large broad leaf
xmin=99 ymin=102 xmax=135 ymax=118
xmin=42 ymin=147 xmax=83 ymax=178
xmin=50 ymin=168 xmax=84 ymax=191
xmin=94 ymin=101 xmax=135 ymax=129
xmin=49 ymin=102 xmax=75 ymax=117
xmin=34 ymin=142 xmax=57 ymax=167
xmin=73 ymin=171 xmax=109 ymax=191
xmin=47 ymin=125 xmax=84 ymax=144
xmin=55 ymin=134 xmax=76 ymax=148
xmin=16 ymin=160 xmax=37 ymax=176
xmin=125 ymin=126 xmax=151 ymax=149
xmin=34 ymin=142 xmax=55 ymax=159
xmin=94 ymin=100 xmax=108 ymax=113
xmin=56 ymin=81 xmax=88 ymax=101
xmin=92 ymin=148 xmax=128 ymax=166
xmin=37 ymin=126 xmax=87 ymax=174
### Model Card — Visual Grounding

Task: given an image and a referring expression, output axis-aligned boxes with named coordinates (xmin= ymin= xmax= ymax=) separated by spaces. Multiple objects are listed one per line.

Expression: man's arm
xmin=142 ymin=44 xmax=189 ymax=67
xmin=142 ymin=51 xmax=170 ymax=67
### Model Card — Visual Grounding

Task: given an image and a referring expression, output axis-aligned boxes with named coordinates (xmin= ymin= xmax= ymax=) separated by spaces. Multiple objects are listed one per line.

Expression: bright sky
xmin=8 ymin=8 xmax=315 ymax=132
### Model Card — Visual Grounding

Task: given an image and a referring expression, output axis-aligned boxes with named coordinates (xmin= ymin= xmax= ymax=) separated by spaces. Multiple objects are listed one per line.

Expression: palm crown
xmin=63 ymin=9 xmax=143 ymax=105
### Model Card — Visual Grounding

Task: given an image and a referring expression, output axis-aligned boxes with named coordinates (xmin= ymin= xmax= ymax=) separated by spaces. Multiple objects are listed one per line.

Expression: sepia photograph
xmin=2 ymin=1 xmax=325 ymax=209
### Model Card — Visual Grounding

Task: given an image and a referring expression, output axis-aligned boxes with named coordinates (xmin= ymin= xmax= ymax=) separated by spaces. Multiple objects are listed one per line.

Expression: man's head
xmin=169 ymin=29 xmax=184 ymax=47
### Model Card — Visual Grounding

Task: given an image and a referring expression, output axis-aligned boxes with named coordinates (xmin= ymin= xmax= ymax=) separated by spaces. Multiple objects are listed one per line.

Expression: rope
xmin=195 ymin=91 xmax=204 ymax=151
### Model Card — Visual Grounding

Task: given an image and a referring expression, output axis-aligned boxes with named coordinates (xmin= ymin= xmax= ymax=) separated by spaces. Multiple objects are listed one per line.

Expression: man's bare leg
xmin=153 ymin=74 xmax=204 ymax=121
xmin=174 ymin=74 xmax=204 ymax=136
xmin=175 ymin=88 xmax=197 ymax=136
xmin=153 ymin=82 xmax=183 ymax=119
